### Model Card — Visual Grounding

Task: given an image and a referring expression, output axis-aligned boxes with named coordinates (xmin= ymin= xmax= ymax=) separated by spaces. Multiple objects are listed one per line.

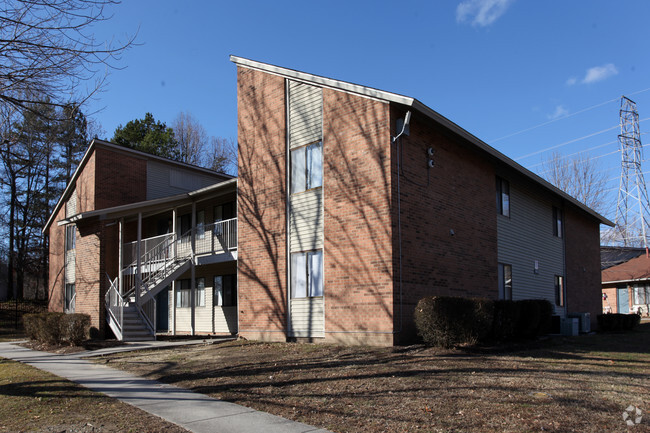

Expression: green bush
xmin=23 ymin=312 xmax=90 ymax=345
xmin=515 ymin=299 xmax=553 ymax=338
xmin=414 ymin=296 xmax=493 ymax=348
xmin=491 ymin=300 xmax=520 ymax=341
xmin=597 ymin=313 xmax=641 ymax=332
xmin=60 ymin=314 xmax=91 ymax=345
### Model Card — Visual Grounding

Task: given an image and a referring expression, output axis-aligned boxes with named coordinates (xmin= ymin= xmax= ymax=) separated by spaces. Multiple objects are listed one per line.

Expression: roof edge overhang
xmin=230 ymin=55 xmax=614 ymax=227
xmin=602 ymin=277 xmax=650 ymax=285
xmin=56 ymin=178 xmax=237 ymax=227
xmin=43 ymin=139 xmax=234 ymax=234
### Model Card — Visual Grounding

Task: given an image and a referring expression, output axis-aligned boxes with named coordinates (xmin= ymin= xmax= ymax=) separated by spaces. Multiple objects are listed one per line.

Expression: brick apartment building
xmin=44 ymin=56 xmax=613 ymax=344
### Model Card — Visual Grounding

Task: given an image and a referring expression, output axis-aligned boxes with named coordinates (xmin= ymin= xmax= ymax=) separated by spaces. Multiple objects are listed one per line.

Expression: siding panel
xmin=289 ymin=297 xmax=324 ymax=337
xmin=289 ymin=81 xmax=322 ymax=148
xmin=290 ymin=188 xmax=323 ymax=251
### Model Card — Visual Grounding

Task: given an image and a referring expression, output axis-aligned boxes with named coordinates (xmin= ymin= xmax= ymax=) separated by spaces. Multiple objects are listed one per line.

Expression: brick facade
xmin=565 ymin=207 xmax=603 ymax=328
xmin=236 ymin=67 xmax=288 ymax=341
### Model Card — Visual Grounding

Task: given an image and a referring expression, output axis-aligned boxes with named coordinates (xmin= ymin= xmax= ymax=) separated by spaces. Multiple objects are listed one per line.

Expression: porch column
xmin=171 ymin=208 xmax=177 ymax=335
xmin=135 ymin=212 xmax=142 ymax=304
xmin=118 ymin=218 xmax=124 ymax=295
xmin=190 ymin=202 xmax=196 ymax=336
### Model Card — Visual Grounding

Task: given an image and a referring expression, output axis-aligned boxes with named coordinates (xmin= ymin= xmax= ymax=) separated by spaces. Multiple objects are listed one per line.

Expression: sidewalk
xmin=0 ymin=340 xmax=330 ymax=433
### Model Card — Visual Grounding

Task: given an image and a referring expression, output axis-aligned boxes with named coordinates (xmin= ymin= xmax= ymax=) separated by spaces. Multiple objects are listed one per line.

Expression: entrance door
xmin=617 ymin=287 xmax=630 ymax=314
xmin=156 ymin=288 xmax=169 ymax=331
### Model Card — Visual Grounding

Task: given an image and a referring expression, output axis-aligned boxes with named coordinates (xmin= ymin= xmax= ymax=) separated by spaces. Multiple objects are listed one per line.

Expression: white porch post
xmin=171 ymin=208 xmax=177 ymax=335
xmin=118 ymin=218 xmax=123 ymax=295
xmin=135 ymin=212 xmax=142 ymax=304
xmin=190 ymin=202 xmax=196 ymax=336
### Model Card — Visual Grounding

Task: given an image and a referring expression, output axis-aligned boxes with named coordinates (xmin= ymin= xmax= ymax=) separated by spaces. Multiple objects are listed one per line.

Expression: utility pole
xmin=614 ymin=96 xmax=650 ymax=252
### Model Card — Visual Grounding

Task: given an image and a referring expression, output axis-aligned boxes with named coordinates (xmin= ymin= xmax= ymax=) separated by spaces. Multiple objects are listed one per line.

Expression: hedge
xmin=24 ymin=312 xmax=91 ymax=346
xmin=597 ymin=313 xmax=641 ymax=332
xmin=414 ymin=296 xmax=554 ymax=347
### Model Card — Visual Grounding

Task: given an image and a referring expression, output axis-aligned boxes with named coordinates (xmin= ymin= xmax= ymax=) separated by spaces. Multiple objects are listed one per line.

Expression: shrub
xmin=515 ymin=299 xmax=554 ymax=338
xmin=23 ymin=312 xmax=90 ymax=345
xmin=597 ymin=313 xmax=641 ymax=332
xmin=491 ymin=300 xmax=520 ymax=341
xmin=60 ymin=314 xmax=91 ymax=345
xmin=414 ymin=296 xmax=493 ymax=348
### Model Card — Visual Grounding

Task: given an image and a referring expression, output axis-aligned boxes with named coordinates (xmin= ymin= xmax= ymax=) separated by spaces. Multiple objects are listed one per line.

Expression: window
xmin=176 ymin=279 xmax=191 ymax=308
xmin=197 ymin=210 xmax=205 ymax=240
xmin=214 ymin=202 xmax=236 ymax=223
xmin=178 ymin=214 xmax=191 ymax=239
xmin=65 ymin=283 xmax=75 ymax=312
xmin=555 ymin=275 xmax=564 ymax=306
xmin=65 ymin=225 xmax=76 ymax=251
xmin=196 ymin=277 xmax=205 ymax=307
xmin=496 ymin=177 xmax=510 ymax=217
xmin=553 ymin=207 xmax=563 ymax=237
xmin=498 ymin=263 xmax=512 ymax=300
xmin=214 ymin=274 xmax=237 ymax=307
xmin=291 ymin=141 xmax=322 ymax=194
xmin=634 ymin=285 xmax=650 ymax=305
xmin=291 ymin=250 xmax=323 ymax=298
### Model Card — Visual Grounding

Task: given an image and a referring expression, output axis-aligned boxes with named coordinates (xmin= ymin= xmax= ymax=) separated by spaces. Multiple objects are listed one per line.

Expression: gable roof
xmin=43 ymin=139 xmax=233 ymax=233
xmin=601 ymin=246 xmax=646 ymax=270
xmin=230 ymin=55 xmax=614 ymax=227
xmin=602 ymin=253 xmax=650 ymax=284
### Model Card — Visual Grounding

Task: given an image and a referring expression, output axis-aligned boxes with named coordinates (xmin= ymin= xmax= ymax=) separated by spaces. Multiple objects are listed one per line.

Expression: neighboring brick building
xmin=602 ymin=253 xmax=650 ymax=316
xmin=45 ymin=57 xmax=613 ymax=345
xmin=232 ymin=56 xmax=613 ymax=345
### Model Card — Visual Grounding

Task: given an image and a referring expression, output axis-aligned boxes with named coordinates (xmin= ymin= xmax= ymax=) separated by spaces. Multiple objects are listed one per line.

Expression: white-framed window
xmin=553 ymin=207 xmax=563 ymax=238
xmin=634 ymin=285 xmax=649 ymax=304
xmin=555 ymin=275 xmax=564 ymax=306
xmin=196 ymin=277 xmax=205 ymax=307
xmin=65 ymin=283 xmax=76 ymax=312
xmin=496 ymin=177 xmax=510 ymax=217
xmin=498 ymin=263 xmax=512 ymax=300
xmin=291 ymin=250 xmax=323 ymax=298
xmin=197 ymin=210 xmax=205 ymax=240
xmin=291 ymin=141 xmax=322 ymax=194
xmin=65 ymin=225 xmax=76 ymax=251
xmin=176 ymin=279 xmax=191 ymax=308
xmin=214 ymin=274 xmax=237 ymax=307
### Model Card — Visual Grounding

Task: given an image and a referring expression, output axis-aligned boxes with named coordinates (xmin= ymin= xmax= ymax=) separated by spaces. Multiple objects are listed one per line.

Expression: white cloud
xmin=547 ymin=105 xmax=569 ymax=120
xmin=566 ymin=77 xmax=577 ymax=86
xmin=456 ymin=0 xmax=515 ymax=27
xmin=582 ymin=63 xmax=618 ymax=84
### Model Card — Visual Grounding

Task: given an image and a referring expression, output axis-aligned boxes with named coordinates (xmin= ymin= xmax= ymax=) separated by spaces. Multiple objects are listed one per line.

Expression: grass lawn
xmin=0 ymin=358 xmax=189 ymax=433
xmin=97 ymin=323 xmax=650 ymax=433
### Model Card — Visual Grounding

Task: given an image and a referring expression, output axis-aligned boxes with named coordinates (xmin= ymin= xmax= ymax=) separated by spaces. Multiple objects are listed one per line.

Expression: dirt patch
xmin=19 ymin=339 xmax=125 ymax=355
xmin=98 ymin=325 xmax=650 ymax=433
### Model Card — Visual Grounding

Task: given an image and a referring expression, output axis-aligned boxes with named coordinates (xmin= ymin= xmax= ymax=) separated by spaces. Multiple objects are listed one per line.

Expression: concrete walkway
xmin=0 ymin=340 xmax=330 ymax=433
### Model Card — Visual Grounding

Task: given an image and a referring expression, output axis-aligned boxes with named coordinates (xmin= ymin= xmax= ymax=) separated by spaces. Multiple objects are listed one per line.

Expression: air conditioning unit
xmin=567 ymin=312 xmax=591 ymax=333
xmin=561 ymin=318 xmax=579 ymax=336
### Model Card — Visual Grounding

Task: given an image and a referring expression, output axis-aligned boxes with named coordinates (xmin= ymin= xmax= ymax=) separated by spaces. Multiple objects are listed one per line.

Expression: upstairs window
xmin=553 ymin=207 xmax=563 ymax=237
xmin=291 ymin=141 xmax=322 ymax=194
xmin=496 ymin=177 xmax=510 ymax=217
xmin=65 ymin=225 xmax=76 ymax=251
xmin=498 ymin=263 xmax=512 ymax=300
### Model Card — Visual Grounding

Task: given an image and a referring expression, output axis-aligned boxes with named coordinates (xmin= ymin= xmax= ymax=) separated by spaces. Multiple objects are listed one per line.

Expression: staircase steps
xmin=120 ymin=305 xmax=155 ymax=341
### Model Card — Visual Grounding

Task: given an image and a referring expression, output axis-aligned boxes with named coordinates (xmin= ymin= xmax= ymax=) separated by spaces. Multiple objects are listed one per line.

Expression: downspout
xmin=392 ymin=111 xmax=411 ymax=339
xmin=285 ymin=78 xmax=292 ymax=339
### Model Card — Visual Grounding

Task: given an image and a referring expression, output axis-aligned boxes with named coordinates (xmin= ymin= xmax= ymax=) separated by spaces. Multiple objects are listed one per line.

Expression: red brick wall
xmin=75 ymin=220 xmax=102 ymax=332
xmin=392 ymin=108 xmax=498 ymax=343
xmin=236 ymin=67 xmax=288 ymax=341
xmin=94 ymin=147 xmax=147 ymax=209
xmin=47 ymin=206 xmax=66 ymax=312
xmin=601 ymin=285 xmax=618 ymax=313
xmin=565 ymin=207 xmax=602 ymax=328
xmin=322 ymin=89 xmax=394 ymax=345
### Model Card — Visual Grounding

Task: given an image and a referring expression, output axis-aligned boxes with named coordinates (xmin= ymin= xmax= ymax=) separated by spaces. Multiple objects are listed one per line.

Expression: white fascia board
xmin=602 ymin=278 xmax=650 ymax=285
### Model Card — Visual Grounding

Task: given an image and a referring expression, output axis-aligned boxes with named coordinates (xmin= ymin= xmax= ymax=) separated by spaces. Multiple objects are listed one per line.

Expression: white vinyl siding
xmin=290 ymin=188 xmax=323 ymax=251
xmin=289 ymin=81 xmax=322 ymax=148
xmin=288 ymin=79 xmax=325 ymax=338
xmin=290 ymin=297 xmax=325 ymax=338
xmin=65 ymin=189 xmax=77 ymax=217
xmin=64 ymin=225 xmax=76 ymax=284
xmin=497 ymin=180 xmax=565 ymax=315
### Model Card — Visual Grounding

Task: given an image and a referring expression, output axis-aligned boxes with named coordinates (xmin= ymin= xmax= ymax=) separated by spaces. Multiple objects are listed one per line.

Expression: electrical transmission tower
xmin=614 ymin=96 xmax=650 ymax=248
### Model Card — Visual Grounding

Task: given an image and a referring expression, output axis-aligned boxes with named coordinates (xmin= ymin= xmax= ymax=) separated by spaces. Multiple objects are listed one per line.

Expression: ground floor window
xmin=291 ymin=250 xmax=323 ymax=298
xmin=214 ymin=274 xmax=237 ymax=306
xmin=498 ymin=263 xmax=512 ymax=300
xmin=634 ymin=285 xmax=650 ymax=304
xmin=555 ymin=275 xmax=564 ymax=306
xmin=177 ymin=279 xmax=190 ymax=308
xmin=65 ymin=283 xmax=76 ymax=312
xmin=196 ymin=277 xmax=205 ymax=307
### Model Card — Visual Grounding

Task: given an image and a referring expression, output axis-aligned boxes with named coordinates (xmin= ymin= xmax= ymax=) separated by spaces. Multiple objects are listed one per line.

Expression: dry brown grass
xmin=98 ymin=323 xmax=650 ymax=433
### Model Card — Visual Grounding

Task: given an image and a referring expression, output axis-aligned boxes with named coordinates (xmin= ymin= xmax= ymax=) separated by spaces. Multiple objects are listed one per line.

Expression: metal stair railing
xmin=105 ymin=275 xmax=124 ymax=341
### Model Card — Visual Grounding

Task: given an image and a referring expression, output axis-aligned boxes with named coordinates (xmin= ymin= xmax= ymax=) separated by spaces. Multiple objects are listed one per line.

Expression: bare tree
xmin=0 ymin=0 xmax=134 ymax=120
xmin=208 ymin=136 xmax=237 ymax=175
xmin=541 ymin=151 xmax=610 ymax=215
xmin=171 ymin=112 xmax=207 ymax=166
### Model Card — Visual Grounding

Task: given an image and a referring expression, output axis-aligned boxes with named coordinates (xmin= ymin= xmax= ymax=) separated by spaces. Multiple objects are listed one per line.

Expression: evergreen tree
xmin=112 ymin=113 xmax=180 ymax=160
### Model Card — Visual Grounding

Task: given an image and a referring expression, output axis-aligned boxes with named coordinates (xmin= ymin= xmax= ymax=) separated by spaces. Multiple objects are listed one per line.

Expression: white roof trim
xmin=231 ymin=55 xmax=613 ymax=227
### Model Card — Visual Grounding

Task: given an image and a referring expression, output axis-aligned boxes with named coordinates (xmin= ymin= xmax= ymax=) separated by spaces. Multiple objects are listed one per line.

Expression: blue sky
xmin=87 ymin=0 xmax=650 ymax=220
